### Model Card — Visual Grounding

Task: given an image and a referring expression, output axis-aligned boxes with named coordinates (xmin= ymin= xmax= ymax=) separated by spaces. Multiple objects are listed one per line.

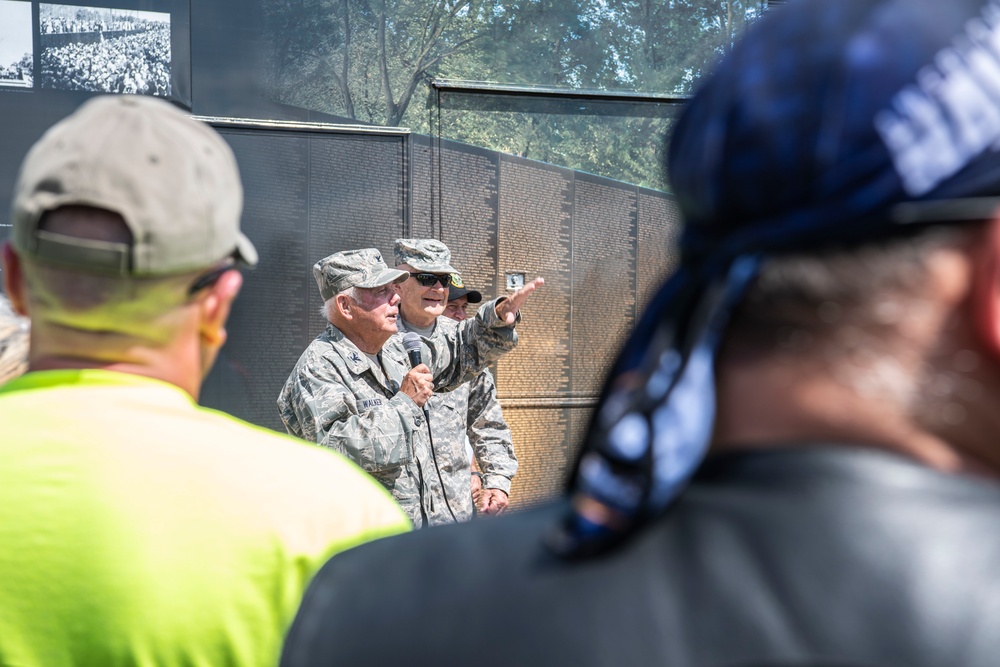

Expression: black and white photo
xmin=0 ymin=0 xmax=33 ymax=89
xmin=40 ymin=3 xmax=171 ymax=96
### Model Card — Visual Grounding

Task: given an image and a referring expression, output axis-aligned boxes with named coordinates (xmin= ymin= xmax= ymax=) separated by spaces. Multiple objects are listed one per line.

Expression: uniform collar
xmin=322 ymin=323 xmax=372 ymax=376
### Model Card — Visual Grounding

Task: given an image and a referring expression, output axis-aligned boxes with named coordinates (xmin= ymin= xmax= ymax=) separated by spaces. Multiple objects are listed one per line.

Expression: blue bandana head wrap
xmin=551 ymin=0 xmax=1000 ymax=558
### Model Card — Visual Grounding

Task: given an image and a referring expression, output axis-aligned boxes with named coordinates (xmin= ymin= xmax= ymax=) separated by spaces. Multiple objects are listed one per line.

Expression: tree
xmin=263 ymin=0 xmax=490 ymax=127
xmin=259 ymin=0 xmax=769 ymax=188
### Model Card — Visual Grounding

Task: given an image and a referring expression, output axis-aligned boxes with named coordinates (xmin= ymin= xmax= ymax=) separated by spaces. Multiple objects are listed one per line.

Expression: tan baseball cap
xmin=393 ymin=238 xmax=457 ymax=273
xmin=10 ymin=94 xmax=257 ymax=276
xmin=313 ymin=248 xmax=408 ymax=300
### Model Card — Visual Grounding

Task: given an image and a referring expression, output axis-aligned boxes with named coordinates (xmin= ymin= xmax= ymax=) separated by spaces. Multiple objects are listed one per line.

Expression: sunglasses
xmin=411 ymin=273 xmax=452 ymax=288
xmin=188 ymin=263 xmax=239 ymax=296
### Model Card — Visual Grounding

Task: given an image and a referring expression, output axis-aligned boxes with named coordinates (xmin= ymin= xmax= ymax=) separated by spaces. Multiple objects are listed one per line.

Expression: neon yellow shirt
xmin=0 ymin=369 xmax=410 ymax=666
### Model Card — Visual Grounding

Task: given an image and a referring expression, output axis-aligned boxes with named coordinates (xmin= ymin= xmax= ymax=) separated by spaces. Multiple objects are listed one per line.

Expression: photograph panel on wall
xmin=39 ymin=3 xmax=172 ymax=96
xmin=0 ymin=0 xmax=33 ymax=90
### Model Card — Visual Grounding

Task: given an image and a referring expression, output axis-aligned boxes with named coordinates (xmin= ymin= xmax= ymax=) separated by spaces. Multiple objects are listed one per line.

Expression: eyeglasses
xmin=411 ymin=273 xmax=452 ymax=288
xmin=188 ymin=263 xmax=239 ymax=296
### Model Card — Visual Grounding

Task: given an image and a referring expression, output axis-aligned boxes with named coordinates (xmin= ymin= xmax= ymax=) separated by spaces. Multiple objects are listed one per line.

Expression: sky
xmin=0 ymin=0 xmax=31 ymax=68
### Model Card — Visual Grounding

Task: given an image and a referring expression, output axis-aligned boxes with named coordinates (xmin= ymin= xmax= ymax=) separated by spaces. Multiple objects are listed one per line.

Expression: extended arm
xmin=425 ymin=277 xmax=545 ymax=392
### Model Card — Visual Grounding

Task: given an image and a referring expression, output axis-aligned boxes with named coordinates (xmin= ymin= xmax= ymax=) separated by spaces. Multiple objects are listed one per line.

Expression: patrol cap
xmin=313 ymin=248 xmax=408 ymax=300
xmin=11 ymin=95 xmax=257 ymax=276
xmin=669 ymin=0 xmax=1000 ymax=260
xmin=393 ymin=238 xmax=457 ymax=273
xmin=447 ymin=274 xmax=482 ymax=303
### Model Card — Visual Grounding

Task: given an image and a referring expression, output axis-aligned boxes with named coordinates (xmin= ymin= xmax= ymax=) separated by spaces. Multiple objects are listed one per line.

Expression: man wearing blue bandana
xmin=280 ymin=1 xmax=1000 ymax=665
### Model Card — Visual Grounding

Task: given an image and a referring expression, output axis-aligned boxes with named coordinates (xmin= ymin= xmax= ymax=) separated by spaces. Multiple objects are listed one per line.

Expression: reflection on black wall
xmin=0 ymin=0 xmax=367 ymax=238
xmin=0 ymin=1 xmax=683 ymax=507
xmin=200 ymin=126 xmax=410 ymax=430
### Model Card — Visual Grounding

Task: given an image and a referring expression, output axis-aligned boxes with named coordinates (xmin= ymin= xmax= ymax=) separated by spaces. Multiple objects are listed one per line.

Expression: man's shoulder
xmin=282 ymin=502 xmax=562 ymax=664
xmin=283 ymin=449 xmax=1000 ymax=667
xmin=381 ymin=334 xmax=408 ymax=365
xmin=320 ymin=497 xmax=558 ymax=566
xmin=196 ymin=404 xmax=354 ymax=469
xmin=433 ymin=316 xmax=460 ymax=335
xmin=187 ymin=405 xmax=410 ymax=535
xmin=289 ymin=326 xmax=364 ymax=374
xmin=304 ymin=498 xmax=555 ymax=578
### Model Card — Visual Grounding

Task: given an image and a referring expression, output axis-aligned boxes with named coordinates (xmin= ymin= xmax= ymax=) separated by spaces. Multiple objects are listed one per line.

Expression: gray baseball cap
xmin=313 ymin=248 xmax=408 ymax=300
xmin=11 ymin=94 xmax=257 ymax=276
xmin=393 ymin=238 xmax=457 ymax=273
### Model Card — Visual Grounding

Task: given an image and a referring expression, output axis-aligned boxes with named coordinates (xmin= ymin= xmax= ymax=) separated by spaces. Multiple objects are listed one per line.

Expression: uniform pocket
xmin=343 ymin=411 xmax=414 ymax=472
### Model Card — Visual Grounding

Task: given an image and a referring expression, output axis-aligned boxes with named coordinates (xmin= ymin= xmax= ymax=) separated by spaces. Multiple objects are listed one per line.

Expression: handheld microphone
xmin=402 ymin=332 xmax=423 ymax=368
xmin=403 ymin=331 xmax=433 ymax=430
xmin=402 ymin=331 xmax=458 ymax=522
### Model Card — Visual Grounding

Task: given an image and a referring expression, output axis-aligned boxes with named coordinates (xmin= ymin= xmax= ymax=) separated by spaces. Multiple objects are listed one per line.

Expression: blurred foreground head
xmin=2 ymin=95 xmax=257 ymax=396
xmin=556 ymin=0 xmax=1000 ymax=556
xmin=0 ymin=293 xmax=28 ymax=384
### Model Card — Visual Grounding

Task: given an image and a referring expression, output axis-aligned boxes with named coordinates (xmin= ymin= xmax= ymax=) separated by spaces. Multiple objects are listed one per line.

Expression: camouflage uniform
xmin=398 ymin=317 xmax=517 ymax=522
xmin=277 ymin=249 xmax=518 ymax=527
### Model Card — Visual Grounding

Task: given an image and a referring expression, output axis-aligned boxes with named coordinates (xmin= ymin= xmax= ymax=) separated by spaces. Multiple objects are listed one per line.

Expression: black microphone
xmin=402 ymin=331 xmax=433 ymax=428
xmin=402 ymin=332 xmax=457 ymax=522
xmin=402 ymin=332 xmax=422 ymax=368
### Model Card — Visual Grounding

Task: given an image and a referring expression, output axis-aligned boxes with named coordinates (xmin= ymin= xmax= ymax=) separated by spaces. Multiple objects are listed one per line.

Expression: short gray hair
xmin=321 ymin=286 xmax=361 ymax=321
xmin=725 ymin=225 xmax=973 ymax=354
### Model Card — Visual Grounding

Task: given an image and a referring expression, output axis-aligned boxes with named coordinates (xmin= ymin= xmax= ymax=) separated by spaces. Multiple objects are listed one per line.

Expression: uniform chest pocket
xmin=344 ymin=404 xmax=414 ymax=472
xmin=429 ymin=400 xmax=471 ymax=471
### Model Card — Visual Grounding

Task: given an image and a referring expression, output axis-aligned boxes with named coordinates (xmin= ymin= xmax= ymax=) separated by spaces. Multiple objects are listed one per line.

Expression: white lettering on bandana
xmin=876 ymin=1 xmax=1000 ymax=196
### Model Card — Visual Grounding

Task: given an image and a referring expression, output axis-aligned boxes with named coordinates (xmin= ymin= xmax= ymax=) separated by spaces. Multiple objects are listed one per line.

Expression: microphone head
xmin=402 ymin=331 xmax=422 ymax=353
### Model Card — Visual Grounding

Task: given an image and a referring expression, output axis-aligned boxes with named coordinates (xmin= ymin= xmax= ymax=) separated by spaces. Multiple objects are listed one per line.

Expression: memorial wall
xmin=413 ymin=133 xmax=681 ymax=505
xmin=200 ymin=126 xmax=411 ymax=432
xmin=0 ymin=107 xmax=680 ymax=507
xmin=0 ymin=0 xmax=684 ymax=509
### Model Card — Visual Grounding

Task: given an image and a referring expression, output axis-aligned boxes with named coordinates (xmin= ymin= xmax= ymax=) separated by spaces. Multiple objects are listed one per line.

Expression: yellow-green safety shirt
xmin=0 ymin=369 xmax=410 ymax=666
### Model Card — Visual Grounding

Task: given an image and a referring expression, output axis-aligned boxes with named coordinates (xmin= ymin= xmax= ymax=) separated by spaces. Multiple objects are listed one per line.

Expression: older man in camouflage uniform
xmin=394 ymin=239 xmax=517 ymax=521
xmin=277 ymin=247 xmax=542 ymax=527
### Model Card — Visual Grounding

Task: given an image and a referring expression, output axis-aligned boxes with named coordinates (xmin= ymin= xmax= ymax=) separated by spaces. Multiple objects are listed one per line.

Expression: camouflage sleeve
xmin=426 ymin=297 xmax=519 ymax=392
xmin=283 ymin=360 xmax=422 ymax=474
xmin=467 ymin=369 xmax=517 ymax=494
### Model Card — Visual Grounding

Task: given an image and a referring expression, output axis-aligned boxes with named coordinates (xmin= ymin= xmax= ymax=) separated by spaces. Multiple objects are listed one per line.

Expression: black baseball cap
xmin=448 ymin=274 xmax=482 ymax=303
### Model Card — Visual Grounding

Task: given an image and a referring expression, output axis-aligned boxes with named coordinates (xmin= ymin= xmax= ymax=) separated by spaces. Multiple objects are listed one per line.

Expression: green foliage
xmin=259 ymin=0 xmax=768 ymax=189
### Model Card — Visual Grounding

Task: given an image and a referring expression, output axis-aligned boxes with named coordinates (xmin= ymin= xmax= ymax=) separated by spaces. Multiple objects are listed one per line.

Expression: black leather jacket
xmin=283 ymin=447 xmax=1000 ymax=667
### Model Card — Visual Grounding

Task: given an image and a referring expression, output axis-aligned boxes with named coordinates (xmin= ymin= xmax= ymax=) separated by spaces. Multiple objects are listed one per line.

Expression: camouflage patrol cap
xmin=393 ymin=238 xmax=457 ymax=273
xmin=313 ymin=248 xmax=409 ymax=300
xmin=11 ymin=94 xmax=257 ymax=276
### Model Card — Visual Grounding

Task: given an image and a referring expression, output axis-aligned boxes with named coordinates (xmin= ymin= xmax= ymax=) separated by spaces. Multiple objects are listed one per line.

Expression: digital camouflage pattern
xmin=392 ymin=238 xmax=457 ymax=273
xmin=399 ymin=318 xmax=517 ymax=522
xmin=277 ymin=299 xmax=517 ymax=527
xmin=312 ymin=248 xmax=408 ymax=301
